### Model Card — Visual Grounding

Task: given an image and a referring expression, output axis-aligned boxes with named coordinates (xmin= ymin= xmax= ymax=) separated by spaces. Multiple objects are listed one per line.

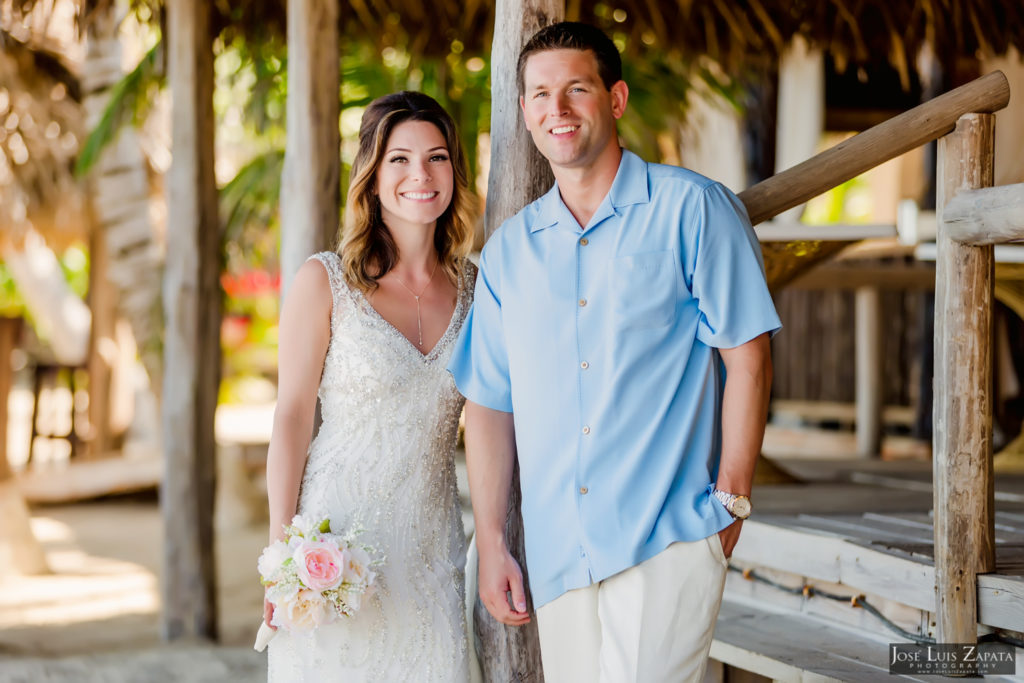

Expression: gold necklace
xmin=392 ymin=258 xmax=439 ymax=349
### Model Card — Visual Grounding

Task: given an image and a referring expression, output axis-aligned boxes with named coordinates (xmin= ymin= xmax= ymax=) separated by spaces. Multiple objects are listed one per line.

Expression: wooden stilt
xmin=162 ymin=0 xmax=220 ymax=642
xmin=933 ymin=113 xmax=996 ymax=645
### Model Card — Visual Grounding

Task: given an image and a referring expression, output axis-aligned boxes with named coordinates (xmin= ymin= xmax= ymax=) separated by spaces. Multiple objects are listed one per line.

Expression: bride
xmin=264 ymin=91 xmax=477 ymax=681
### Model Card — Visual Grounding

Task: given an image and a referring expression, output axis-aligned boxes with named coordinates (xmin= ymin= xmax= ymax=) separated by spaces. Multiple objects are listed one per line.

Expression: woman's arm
xmin=265 ymin=259 xmax=334 ymax=543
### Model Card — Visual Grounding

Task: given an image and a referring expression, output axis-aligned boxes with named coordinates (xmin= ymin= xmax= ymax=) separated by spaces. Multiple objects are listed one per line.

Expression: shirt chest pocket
xmin=608 ymin=251 xmax=678 ymax=329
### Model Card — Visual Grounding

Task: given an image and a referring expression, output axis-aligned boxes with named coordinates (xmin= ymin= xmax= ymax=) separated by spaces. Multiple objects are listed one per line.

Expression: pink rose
xmin=293 ymin=540 xmax=346 ymax=592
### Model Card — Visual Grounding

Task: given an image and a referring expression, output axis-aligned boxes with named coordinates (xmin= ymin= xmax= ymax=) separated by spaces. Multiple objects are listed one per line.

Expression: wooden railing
xmin=737 ymin=70 xmax=1010 ymax=225
xmin=734 ymin=69 xmax=1013 ymax=649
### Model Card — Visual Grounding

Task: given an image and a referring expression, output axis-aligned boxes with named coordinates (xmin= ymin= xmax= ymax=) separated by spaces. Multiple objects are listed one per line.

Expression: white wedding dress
xmin=267 ymin=251 xmax=475 ymax=682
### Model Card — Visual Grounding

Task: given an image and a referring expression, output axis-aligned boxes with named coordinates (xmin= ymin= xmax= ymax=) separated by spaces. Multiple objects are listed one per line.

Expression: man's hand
xmin=718 ymin=519 xmax=743 ymax=558
xmin=478 ymin=540 xmax=531 ymax=626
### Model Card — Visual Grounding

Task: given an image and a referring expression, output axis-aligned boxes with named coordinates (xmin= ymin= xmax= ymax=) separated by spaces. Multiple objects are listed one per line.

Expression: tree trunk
xmin=0 ymin=317 xmax=49 ymax=577
xmin=162 ymin=0 xmax=220 ymax=642
xmin=478 ymin=1 xmax=562 ymax=680
xmin=280 ymin=0 xmax=340 ymax=294
xmin=81 ymin=6 xmax=164 ymax=399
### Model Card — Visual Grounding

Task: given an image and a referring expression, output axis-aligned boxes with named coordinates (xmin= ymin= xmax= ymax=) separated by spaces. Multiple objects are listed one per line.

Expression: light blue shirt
xmin=448 ymin=150 xmax=781 ymax=608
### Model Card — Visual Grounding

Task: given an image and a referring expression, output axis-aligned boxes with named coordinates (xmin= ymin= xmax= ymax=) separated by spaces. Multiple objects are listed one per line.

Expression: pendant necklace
xmin=392 ymin=258 xmax=439 ymax=349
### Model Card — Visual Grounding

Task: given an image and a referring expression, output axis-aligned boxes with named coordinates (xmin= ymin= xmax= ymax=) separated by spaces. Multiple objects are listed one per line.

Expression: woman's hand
xmin=263 ymin=594 xmax=277 ymax=630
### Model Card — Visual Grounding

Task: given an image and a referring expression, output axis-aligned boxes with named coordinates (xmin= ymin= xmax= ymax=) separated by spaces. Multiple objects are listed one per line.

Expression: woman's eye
xmin=388 ymin=156 xmax=407 ymax=163
xmin=430 ymin=154 xmax=450 ymax=162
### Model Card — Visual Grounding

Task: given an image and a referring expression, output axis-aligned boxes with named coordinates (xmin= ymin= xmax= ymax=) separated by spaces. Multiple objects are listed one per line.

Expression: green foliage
xmin=0 ymin=261 xmax=25 ymax=317
xmin=75 ymin=43 xmax=163 ymax=177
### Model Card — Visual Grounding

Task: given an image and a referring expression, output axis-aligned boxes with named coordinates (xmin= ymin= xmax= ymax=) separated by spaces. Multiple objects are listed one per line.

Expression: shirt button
xmin=580 ymin=237 xmax=589 ymax=246
xmin=579 ymin=298 xmax=587 ymax=307
xmin=582 ymin=426 xmax=591 ymax=435
xmin=580 ymin=361 xmax=589 ymax=369
xmin=580 ymin=486 xmax=589 ymax=495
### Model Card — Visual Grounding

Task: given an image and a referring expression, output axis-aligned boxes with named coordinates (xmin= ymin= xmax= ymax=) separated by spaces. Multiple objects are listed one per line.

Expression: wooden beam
xmin=479 ymin=0 xmax=562 ymax=679
xmin=943 ymin=183 xmax=1024 ymax=245
xmin=738 ymin=71 xmax=1010 ymax=226
xmin=933 ymin=113 xmax=996 ymax=646
xmin=163 ymin=0 xmax=220 ymax=642
xmin=786 ymin=263 xmax=935 ymax=290
xmin=279 ymin=0 xmax=340 ymax=294
xmin=854 ymin=287 xmax=882 ymax=457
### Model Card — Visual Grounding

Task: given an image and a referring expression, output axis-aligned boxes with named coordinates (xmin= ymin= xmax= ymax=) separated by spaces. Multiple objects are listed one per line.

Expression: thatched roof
xmin=0 ymin=25 xmax=85 ymax=249
xmin=80 ymin=1 xmax=1024 ymax=68
xmin=7 ymin=0 xmax=1023 ymax=252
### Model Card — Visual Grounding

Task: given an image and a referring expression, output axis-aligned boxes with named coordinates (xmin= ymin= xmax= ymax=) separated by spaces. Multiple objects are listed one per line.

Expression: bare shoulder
xmin=282 ymin=259 xmax=333 ymax=323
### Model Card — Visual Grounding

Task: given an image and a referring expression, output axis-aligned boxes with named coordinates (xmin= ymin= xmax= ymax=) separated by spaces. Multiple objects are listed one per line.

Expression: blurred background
xmin=2 ymin=1 xmax=1024 ymax=680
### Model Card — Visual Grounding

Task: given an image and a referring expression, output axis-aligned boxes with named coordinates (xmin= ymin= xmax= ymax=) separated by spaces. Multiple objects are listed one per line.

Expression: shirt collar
xmin=529 ymin=149 xmax=651 ymax=233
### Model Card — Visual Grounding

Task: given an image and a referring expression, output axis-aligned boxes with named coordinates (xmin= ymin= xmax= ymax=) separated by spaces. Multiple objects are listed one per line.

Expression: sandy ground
xmin=1 ymin=397 xmax=476 ymax=682
xmin=0 ymin=494 xmax=270 ymax=681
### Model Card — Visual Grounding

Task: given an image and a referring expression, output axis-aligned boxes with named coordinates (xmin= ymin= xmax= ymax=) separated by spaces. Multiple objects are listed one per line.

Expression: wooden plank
xmin=943 ymin=183 xmax=1024 ymax=245
xmin=933 ymin=113 xmax=996 ymax=644
xmin=712 ymin=601 xmax=964 ymax=682
xmin=163 ymin=0 xmax=219 ymax=642
xmin=733 ymin=520 xmax=937 ymax=611
xmin=478 ymin=1 xmax=561 ymax=680
xmin=279 ymin=0 xmax=340 ymax=293
xmin=16 ymin=455 xmax=162 ymax=503
xmin=977 ymin=573 xmax=1024 ymax=632
xmin=770 ymin=397 xmax=917 ymax=423
xmin=737 ymin=71 xmax=1010 ymax=225
xmin=724 ymin=569 xmax=928 ymax=643
xmin=738 ymin=519 xmax=1024 ymax=633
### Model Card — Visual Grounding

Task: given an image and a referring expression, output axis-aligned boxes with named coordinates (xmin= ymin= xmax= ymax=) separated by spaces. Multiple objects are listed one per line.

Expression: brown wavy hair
xmin=340 ymin=91 xmax=475 ymax=291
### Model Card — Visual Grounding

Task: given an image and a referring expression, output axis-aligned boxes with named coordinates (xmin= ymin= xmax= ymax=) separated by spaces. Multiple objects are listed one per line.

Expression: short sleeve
xmin=447 ymin=246 xmax=514 ymax=412
xmin=687 ymin=184 xmax=782 ymax=348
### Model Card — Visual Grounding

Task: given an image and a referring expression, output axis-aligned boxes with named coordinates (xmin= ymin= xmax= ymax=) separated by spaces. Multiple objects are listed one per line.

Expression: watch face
xmin=731 ymin=497 xmax=752 ymax=519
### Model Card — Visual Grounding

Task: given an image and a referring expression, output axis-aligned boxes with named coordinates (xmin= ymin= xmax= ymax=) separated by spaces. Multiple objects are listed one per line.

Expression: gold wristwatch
xmin=712 ymin=489 xmax=752 ymax=520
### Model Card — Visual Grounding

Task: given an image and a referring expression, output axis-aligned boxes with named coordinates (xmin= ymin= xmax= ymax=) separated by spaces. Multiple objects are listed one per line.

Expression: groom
xmin=449 ymin=21 xmax=780 ymax=681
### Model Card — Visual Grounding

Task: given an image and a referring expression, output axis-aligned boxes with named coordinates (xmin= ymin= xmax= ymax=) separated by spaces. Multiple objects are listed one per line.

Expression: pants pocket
xmin=706 ymin=532 xmax=729 ymax=568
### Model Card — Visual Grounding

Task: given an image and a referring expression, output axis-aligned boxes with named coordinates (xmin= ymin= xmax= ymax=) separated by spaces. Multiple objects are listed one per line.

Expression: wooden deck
xmin=712 ymin=458 xmax=1024 ymax=680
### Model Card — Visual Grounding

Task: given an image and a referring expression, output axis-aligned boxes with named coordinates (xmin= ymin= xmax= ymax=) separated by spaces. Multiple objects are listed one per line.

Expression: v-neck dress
xmin=267 ymin=251 xmax=476 ymax=682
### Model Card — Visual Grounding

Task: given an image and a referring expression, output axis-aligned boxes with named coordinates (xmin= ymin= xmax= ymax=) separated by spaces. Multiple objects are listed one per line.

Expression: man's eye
xmin=534 ymin=91 xmax=548 ymax=98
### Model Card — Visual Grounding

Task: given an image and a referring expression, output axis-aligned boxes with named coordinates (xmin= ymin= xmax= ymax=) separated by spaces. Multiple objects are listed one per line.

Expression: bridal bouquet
xmin=254 ymin=515 xmax=380 ymax=651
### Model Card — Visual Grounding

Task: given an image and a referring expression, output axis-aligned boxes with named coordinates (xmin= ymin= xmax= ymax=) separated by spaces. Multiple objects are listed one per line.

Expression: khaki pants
xmin=536 ymin=535 xmax=728 ymax=683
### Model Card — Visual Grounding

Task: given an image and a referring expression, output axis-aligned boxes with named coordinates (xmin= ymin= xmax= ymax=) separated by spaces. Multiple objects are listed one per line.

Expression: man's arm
xmin=716 ymin=332 xmax=773 ymax=556
xmin=464 ymin=400 xmax=531 ymax=625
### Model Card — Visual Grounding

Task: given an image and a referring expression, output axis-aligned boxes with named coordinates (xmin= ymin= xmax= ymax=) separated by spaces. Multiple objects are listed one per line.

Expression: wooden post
xmin=0 ymin=316 xmax=48 ymax=576
xmin=87 ymin=214 xmax=115 ymax=458
xmin=0 ymin=318 xmax=20 ymax=483
xmin=854 ymin=286 xmax=882 ymax=457
xmin=478 ymin=0 xmax=561 ymax=679
xmin=162 ymin=0 xmax=220 ymax=641
xmin=933 ymin=113 xmax=996 ymax=645
xmin=279 ymin=0 xmax=340 ymax=295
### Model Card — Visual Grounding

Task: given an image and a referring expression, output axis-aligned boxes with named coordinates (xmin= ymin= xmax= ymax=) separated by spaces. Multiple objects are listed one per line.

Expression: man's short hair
xmin=517 ymin=22 xmax=622 ymax=96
